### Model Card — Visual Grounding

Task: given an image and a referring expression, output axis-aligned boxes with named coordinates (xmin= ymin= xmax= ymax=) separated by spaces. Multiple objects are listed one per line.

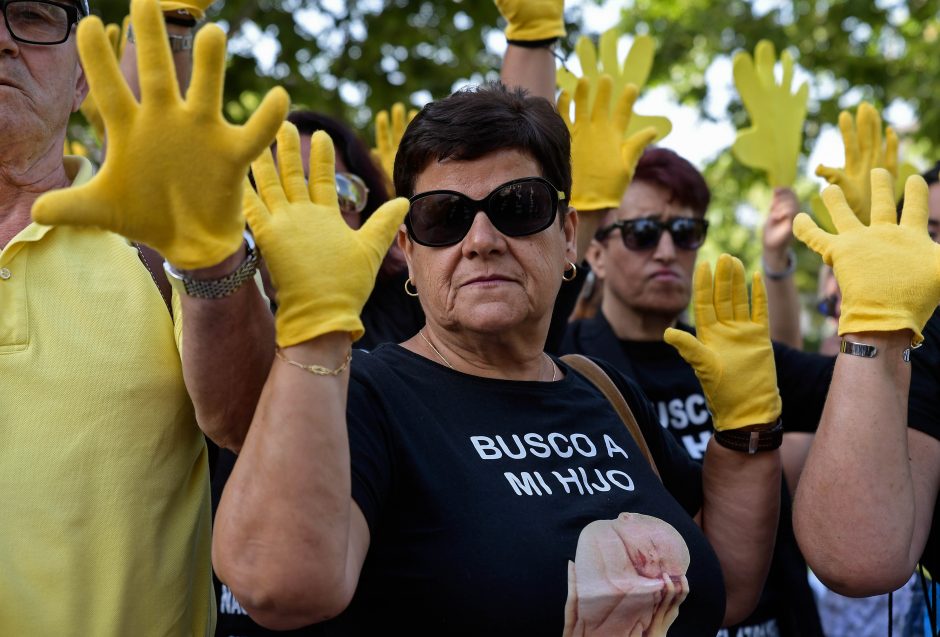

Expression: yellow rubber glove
xmin=79 ymin=20 xmax=126 ymax=141
xmin=160 ymin=0 xmax=213 ymax=20
xmin=794 ymin=169 xmax=940 ymax=345
xmin=731 ymin=40 xmax=808 ymax=188
xmin=815 ymin=102 xmax=900 ymax=224
xmin=558 ymin=75 xmax=658 ymax=211
xmin=557 ymin=28 xmax=671 ymax=141
xmin=371 ymin=102 xmax=417 ymax=197
xmin=33 ymin=0 xmax=289 ymax=270
xmin=664 ymin=255 xmax=782 ymax=431
xmin=494 ymin=0 xmax=565 ymax=42
xmin=245 ymin=124 xmax=410 ymax=346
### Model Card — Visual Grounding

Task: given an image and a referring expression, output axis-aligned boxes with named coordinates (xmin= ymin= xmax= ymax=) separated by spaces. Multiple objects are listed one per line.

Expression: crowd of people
xmin=1 ymin=0 xmax=938 ymax=636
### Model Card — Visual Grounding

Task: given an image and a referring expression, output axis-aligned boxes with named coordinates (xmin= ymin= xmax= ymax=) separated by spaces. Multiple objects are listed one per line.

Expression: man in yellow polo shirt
xmin=0 ymin=0 xmax=287 ymax=633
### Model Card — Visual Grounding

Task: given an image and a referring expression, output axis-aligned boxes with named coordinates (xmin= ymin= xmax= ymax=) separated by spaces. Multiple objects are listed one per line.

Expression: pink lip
xmin=462 ymin=275 xmax=512 ymax=287
xmin=649 ymin=269 xmax=681 ymax=281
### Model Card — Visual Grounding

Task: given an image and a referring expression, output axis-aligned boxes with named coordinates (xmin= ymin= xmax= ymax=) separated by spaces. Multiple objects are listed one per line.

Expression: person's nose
xmin=651 ymin=228 xmax=677 ymax=263
xmin=461 ymin=210 xmax=507 ymax=257
xmin=0 ymin=13 xmax=20 ymax=54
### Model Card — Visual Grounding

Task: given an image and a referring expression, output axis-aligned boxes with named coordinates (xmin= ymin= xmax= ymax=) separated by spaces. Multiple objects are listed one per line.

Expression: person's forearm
xmin=501 ymin=44 xmax=556 ymax=102
xmin=763 ymin=249 xmax=802 ymax=349
xmin=213 ymin=332 xmax=357 ymax=628
xmin=575 ymin=209 xmax=607 ymax=263
xmin=701 ymin=438 xmax=780 ymax=626
xmin=178 ymin=247 xmax=275 ymax=451
xmin=792 ymin=330 xmax=917 ymax=594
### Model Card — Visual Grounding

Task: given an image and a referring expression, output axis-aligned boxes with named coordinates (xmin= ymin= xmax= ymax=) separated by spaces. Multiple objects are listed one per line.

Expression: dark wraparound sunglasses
xmin=595 ymin=216 xmax=709 ymax=252
xmin=406 ymin=176 xmax=566 ymax=247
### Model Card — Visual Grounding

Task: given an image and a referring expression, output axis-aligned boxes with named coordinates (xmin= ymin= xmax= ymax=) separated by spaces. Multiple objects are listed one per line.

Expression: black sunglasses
xmin=595 ymin=216 xmax=708 ymax=252
xmin=406 ymin=176 xmax=566 ymax=247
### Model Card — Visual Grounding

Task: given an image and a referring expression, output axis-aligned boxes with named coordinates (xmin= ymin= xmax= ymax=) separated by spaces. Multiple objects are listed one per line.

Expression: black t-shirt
xmin=330 ymin=344 xmax=725 ymax=635
xmin=561 ymin=313 xmax=833 ymax=637
xmin=212 ymin=345 xmax=725 ymax=636
xmin=907 ymin=307 xmax=940 ymax=578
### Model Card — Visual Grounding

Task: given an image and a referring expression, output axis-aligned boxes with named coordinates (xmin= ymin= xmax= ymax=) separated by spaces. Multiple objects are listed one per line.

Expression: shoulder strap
xmin=134 ymin=242 xmax=172 ymax=315
xmin=561 ymin=354 xmax=661 ymax=481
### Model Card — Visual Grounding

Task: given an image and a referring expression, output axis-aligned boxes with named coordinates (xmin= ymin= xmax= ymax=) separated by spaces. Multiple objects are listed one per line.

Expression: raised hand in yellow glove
xmin=557 ymin=28 xmax=671 ymax=141
xmin=664 ymin=255 xmax=781 ymax=430
xmin=558 ymin=75 xmax=658 ymax=211
xmin=731 ymin=40 xmax=808 ymax=188
xmin=160 ymin=0 xmax=213 ymax=20
xmin=371 ymin=102 xmax=417 ymax=196
xmin=815 ymin=102 xmax=899 ymax=224
xmin=494 ymin=0 xmax=565 ymax=42
xmin=245 ymin=124 xmax=409 ymax=346
xmin=794 ymin=169 xmax=940 ymax=344
xmin=33 ymin=0 xmax=289 ymax=270
xmin=79 ymin=19 xmax=127 ymax=142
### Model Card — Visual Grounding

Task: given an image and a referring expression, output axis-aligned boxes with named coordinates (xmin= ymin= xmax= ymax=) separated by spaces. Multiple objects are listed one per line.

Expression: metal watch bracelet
xmin=163 ymin=232 xmax=259 ymax=300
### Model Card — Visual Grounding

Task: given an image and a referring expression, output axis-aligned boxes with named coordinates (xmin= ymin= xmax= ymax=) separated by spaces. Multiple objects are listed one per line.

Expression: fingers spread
xmin=77 ymin=17 xmax=136 ymax=124
xmin=869 ymin=168 xmax=898 ymax=226
xmin=822 ymin=183 xmax=864 ymax=232
xmin=187 ymin=25 xmax=227 ymax=114
xmin=238 ymin=86 xmax=290 ymax=162
xmin=131 ymin=0 xmax=180 ymax=105
xmin=308 ymin=130 xmax=339 ymax=208
xmin=275 ymin=122 xmax=309 ymax=203
xmin=899 ymin=175 xmax=929 ymax=231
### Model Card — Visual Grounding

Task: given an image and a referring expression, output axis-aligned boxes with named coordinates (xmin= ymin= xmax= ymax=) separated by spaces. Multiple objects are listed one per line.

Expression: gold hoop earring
xmin=562 ymin=261 xmax=577 ymax=282
xmin=404 ymin=277 xmax=419 ymax=297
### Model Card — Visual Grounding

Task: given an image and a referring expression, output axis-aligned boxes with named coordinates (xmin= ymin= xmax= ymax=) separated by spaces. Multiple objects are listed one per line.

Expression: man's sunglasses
xmin=595 ymin=216 xmax=708 ymax=252
xmin=406 ymin=176 xmax=566 ymax=247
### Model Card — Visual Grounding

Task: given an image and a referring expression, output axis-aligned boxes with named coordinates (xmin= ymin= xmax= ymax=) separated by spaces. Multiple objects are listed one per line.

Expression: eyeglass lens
xmin=620 ymin=217 xmax=707 ymax=251
xmin=407 ymin=178 xmax=557 ymax=247
xmin=335 ymin=172 xmax=368 ymax=215
xmin=4 ymin=1 xmax=74 ymax=44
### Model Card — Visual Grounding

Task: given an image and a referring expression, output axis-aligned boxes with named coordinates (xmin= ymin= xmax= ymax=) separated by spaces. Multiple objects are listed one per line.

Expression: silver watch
xmin=164 ymin=232 xmax=259 ymax=299
xmin=126 ymin=24 xmax=194 ymax=52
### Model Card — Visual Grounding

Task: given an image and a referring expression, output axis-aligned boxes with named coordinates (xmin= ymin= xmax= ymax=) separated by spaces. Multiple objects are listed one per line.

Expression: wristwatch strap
xmin=713 ymin=420 xmax=783 ymax=454
xmin=163 ymin=231 xmax=259 ymax=299
xmin=840 ymin=339 xmax=878 ymax=358
xmin=126 ymin=24 xmax=194 ymax=52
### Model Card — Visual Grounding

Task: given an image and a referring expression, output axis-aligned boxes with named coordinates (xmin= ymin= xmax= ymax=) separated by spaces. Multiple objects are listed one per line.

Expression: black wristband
xmin=713 ymin=419 xmax=783 ymax=454
xmin=506 ymin=37 xmax=558 ymax=49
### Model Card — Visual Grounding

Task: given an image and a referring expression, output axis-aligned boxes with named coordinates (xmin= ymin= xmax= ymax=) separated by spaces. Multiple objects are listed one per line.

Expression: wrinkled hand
xmin=494 ymin=0 xmax=564 ymax=42
xmin=794 ymin=169 xmax=940 ymax=344
xmin=245 ymin=124 xmax=409 ymax=347
xmin=371 ymin=102 xmax=417 ymax=196
xmin=762 ymin=187 xmax=799 ymax=254
xmin=664 ymin=255 xmax=781 ymax=431
xmin=815 ymin=102 xmax=898 ymax=224
xmin=557 ymin=28 xmax=671 ymax=141
xmin=33 ymin=0 xmax=288 ymax=270
xmin=79 ymin=19 xmax=126 ymax=141
xmin=731 ymin=40 xmax=808 ymax=188
xmin=160 ymin=0 xmax=214 ymax=20
xmin=558 ymin=75 xmax=657 ymax=211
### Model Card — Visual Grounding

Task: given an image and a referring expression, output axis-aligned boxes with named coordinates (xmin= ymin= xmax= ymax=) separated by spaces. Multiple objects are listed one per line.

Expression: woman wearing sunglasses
xmin=214 ymin=84 xmax=782 ymax=635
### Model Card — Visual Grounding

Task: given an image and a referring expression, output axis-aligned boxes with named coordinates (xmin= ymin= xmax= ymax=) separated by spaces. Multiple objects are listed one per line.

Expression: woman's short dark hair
xmin=394 ymin=83 xmax=571 ymax=204
xmin=286 ymin=110 xmax=389 ymax=221
xmin=632 ymin=147 xmax=711 ymax=217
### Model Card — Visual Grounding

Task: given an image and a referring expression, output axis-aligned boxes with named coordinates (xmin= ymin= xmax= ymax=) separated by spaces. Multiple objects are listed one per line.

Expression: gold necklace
xmin=419 ymin=329 xmax=557 ymax=381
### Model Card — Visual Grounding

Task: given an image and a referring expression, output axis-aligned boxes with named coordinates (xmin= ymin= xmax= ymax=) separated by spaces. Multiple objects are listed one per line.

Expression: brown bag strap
xmin=561 ymin=354 xmax=661 ymax=481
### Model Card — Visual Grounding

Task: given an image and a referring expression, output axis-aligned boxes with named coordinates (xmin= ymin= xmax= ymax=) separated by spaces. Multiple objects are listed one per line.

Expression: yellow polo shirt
xmin=0 ymin=157 xmax=214 ymax=635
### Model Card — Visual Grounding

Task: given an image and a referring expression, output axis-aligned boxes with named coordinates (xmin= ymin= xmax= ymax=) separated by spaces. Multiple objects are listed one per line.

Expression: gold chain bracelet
xmin=275 ymin=347 xmax=352 ymax=376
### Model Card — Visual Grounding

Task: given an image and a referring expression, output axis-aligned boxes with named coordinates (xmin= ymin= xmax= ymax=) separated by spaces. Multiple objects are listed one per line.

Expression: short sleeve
xmin=346 ymin=354 xmax=396 ymax=534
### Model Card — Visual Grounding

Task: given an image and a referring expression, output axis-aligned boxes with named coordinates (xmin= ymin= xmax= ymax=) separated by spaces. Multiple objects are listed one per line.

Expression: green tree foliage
xmin=83 ymin=0 xmax=936 ymax=345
